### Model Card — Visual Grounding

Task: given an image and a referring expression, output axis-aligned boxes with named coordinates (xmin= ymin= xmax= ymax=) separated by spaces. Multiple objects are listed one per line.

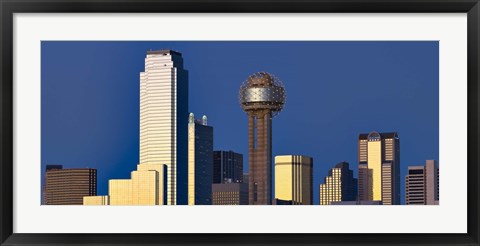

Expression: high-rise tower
xmin=239 ymin=72 xmax=286 ymax=205
xmin=140 ymin=50 xmax=188 ymax=205
xmin=358 ymin=132 xmax=400 ymax=205
xmin=188 ymin=113 xmax=213 ymax=205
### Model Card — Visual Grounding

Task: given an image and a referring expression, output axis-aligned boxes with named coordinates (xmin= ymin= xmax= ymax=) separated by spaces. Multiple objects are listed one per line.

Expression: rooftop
xmin=358 ymin=132 xmax=398 ymax=140
xmin=146 ymin=49 xmax=182 ymax=56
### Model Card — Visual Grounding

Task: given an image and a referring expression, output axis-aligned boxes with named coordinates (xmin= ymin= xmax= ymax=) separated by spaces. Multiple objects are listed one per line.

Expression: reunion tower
xmin=239 ymin=72 xmax=286 ymax=205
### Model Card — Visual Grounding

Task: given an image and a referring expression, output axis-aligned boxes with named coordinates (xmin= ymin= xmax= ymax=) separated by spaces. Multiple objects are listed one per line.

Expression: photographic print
xmin=41 ymin=41 xmax=439 ymax=206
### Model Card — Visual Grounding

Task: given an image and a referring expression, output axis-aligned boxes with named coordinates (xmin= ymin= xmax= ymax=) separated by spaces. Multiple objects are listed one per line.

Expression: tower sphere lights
xmin=239 ymin=72 xmax=286 ymax=117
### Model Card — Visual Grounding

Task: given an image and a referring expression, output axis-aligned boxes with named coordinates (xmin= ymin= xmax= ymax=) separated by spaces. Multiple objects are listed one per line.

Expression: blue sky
xmin=41 ymin=41 xmax=439 ymax=205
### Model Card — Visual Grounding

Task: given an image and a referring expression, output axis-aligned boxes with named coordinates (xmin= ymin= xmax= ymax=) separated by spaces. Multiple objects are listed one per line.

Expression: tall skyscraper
xmin=239 ymin=72 xmax=286 ymax=205
xmin=212 ymin=182 xmax=248 ymax=205
xmin=405 ymin=160 xmax=439 ymax=205
xmin=213 ymin=151 xmax=243 ymax=184
xmin=274 ymin=155 xmax=313 ymax=205
xmin=139 ymin=49 xmax=188 ymax=205
xmin=358 ymin=132 xmax=400 ymax=205
xmin=44 ymin=165 xmax=97 ymax=205
xmin=319 ymin=162 xmax=357 ymax=205
xmin=188 ymin=113 xmax=213 ymax=205
xmin=86 ymin=49 xmax=186 ymax=206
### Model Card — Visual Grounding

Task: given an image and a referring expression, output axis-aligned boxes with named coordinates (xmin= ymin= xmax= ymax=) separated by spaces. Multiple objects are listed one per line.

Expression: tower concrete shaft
xmin=248 ymin=111 xmax=272 ymax=205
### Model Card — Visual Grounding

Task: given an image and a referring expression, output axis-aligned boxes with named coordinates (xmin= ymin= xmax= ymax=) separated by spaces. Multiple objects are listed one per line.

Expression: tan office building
xmin=84 ymin=195 xmax=109 ymax=205
xmin=358 ymin=132 xmax=400 ymax=205
xmin=274 ymin=155 xmax=313 ymax=205
xmin=108 ymin=179 xmax=131 ymax=205
xmin=44 ymin=165 xmax=96 ymax=205
xmin=106 ymin=164 xmax=166 ymax=206
xmin=405 ymin=160 xmax=439 ymax=205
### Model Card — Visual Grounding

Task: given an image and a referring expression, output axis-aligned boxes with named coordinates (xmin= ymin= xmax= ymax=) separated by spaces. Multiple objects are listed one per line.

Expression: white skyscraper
xmin=139 ymin=50 xmax=188 ymax=205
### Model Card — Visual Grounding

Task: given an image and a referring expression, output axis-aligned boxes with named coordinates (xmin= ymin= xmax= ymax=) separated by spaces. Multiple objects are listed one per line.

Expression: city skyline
xmin=41 ymin=41 xmax=439 ymax=205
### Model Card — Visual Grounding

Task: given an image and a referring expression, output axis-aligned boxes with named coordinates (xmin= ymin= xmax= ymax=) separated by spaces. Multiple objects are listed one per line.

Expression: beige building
xmin=109 ymin=179 xmax=132 ymax=205
xmin=358 ymin=132 xmax=400 ymax=205
xmin=84 ymin=164 xmax=167 ymax=206
xmin=274 ymin=155 xmax=313 ymax=205
xmin=83 ymin=195 xmax=109 ymax=205
xmin=107 ymin=165 xmax=166 ymax=206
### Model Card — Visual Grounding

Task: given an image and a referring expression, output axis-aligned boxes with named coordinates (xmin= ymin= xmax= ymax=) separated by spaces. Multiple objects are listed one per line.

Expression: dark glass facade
xmin=189 ymin=117 xmax=213 ymax=205
xmin=213 ymin=151 xmax=243 ymax=184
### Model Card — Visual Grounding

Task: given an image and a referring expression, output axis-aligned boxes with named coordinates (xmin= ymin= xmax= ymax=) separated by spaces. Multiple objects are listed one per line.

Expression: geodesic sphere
xmin=239 ymin=72 xmax=286 ymax=116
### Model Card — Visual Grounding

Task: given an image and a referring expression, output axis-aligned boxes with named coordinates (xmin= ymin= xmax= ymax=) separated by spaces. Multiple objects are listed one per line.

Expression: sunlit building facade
xmin=140 ymin=49 xmax=188 ymax=205
xmin=213 ymin=150 xmax=243 ymax=184
xmin=44 ymin=165 xmax=97 ymax=205
xmin=106 ymin=164 xmax=167 ymax=206
xmin=358 ymin=132 xmax=400 ymax=205
xmin=188 ymin=113 xmax=213 ymax=205
xmin=109 ymin=179 xmax=132 ymax=205
xmin=405 ymin=160 xmax=439 ymax=205
xmin=319 ymin=162 xmax=357 ymax=205
xmin=84 ymin=195 xmax=109 ymax=205
xmin=82 ymin=49 xmax=187 ymax=206
xmin=274 ymin=155 xmax=313 ymax=205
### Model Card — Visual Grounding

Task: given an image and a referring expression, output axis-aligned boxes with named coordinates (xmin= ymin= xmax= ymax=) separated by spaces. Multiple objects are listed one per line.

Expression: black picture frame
xmin=1 ymin=0 xmax=479 ymax=245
